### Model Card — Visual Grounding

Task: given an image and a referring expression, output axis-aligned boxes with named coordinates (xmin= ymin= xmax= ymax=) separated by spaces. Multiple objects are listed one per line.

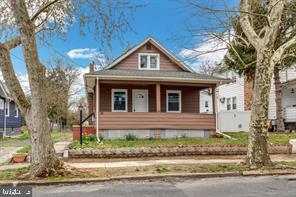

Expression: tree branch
xmin=0 ymin=44 xmax=30 ymax=114
xmin=239 ymin=0 xmax=261 ymax=49
xmin=272 ymin=34 xmax=296 ymax=65
xmin=4 ymin=38 xmax=21 ymax=50
xmin=30 ymin=0 xmax=59 ymax=22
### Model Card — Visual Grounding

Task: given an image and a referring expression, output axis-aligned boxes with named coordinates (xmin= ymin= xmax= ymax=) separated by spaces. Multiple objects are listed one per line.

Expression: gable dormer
xmin=105 ymin=38 xmax=194 ymax=72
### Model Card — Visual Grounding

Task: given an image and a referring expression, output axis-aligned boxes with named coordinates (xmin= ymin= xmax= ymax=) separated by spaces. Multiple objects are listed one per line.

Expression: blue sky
xmin=10 ymin=0 xmax=238 ymax=76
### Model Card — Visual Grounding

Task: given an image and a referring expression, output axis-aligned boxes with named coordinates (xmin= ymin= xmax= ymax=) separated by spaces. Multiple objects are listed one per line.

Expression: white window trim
xmin=15 ymin=105 xmax=19 ymax=118
xmin=5 ymin=101 xmax=9 ymax=117
xmin=0 ymin=99 xmax=4 ymax=110
xmin=138 ymin=53 xmax=160 ymax=70
xmin=111 ymin=89 xmax=128 ymax=112
xmin=166 ymin=90 xmax=181 ymax=113
xmin=226 ymin=97 xmax=237 ymax=111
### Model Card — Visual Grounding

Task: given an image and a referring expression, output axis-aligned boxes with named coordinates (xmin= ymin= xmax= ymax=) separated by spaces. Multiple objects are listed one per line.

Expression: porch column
xmin=211 ymin=86 xmax=216 ymax=114
xmin=155 ymin=83 xmax=161 ymax=139
xmin=96 ymin=78 xmax=100 ymax=140
xmin=156 ymin=83 xmax=161 ymax=112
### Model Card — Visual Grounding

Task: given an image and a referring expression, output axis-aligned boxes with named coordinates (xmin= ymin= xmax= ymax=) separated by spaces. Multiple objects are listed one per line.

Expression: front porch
xmin=88 ymin=79 xmax=217 ymax=139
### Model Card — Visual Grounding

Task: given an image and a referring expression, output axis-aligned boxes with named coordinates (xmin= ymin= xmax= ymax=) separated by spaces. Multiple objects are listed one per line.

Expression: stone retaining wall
xmin=68 ymin=144 xmax=292 ymax=158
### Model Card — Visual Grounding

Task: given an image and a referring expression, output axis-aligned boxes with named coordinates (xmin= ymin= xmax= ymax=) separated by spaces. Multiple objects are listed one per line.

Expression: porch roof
xmin=282 ymin=78 xmax=296 ymax=87
xmin=85 ymin=69 xmax=230 ymax=86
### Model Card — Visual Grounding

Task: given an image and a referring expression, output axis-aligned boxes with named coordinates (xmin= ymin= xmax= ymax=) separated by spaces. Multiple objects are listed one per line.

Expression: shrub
xmin=98 ymin=134 xmax=104 ymax=141
xmin=87 ymin=135 xmax=97 ymax=142
xmin=125 ymin=133 xmax=137 ymax=141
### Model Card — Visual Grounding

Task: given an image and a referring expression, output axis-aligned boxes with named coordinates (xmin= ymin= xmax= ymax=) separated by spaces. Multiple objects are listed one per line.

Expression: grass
xmin=0 ymin=130 xmax=72 ymax=143
xmin=69 ymin=132 xmax=296 ymax=149
xmin=0 ymin=131 xmax=29 ymax=142
xmin=0 ymin=166 xmax=30 ymax=180
xmin=50 ymin=130 xmax=72 ymax=143
xmin=17 ymin=145 xmax=31 ymax=154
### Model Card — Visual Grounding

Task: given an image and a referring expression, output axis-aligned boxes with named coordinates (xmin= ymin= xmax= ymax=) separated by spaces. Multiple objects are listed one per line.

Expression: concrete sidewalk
xmin=0 ymin=147 xmax=22 ymax=164
xmin=66 ymin=159 xmax=240 ymax=169
xmin=66 ymin=155 xmax=296 ymax=169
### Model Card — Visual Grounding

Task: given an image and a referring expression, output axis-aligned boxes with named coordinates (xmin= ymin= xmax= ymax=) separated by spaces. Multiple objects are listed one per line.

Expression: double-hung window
xmin=112 ymin=89 xmax=127 ymax=112
xmin=138 ymin=53 xmax=160 ymax=70
xmin=232 ymin=97 xmax=237 ymax=110
xmin=166 ymin=90 xmax=181 ymax=112
xmin=0 ymin=100 xmax=4 ymax=110
xmin=15 ymin=105 xmax=19 ymax=117
xmin=5 ymin=101 xmax=9 ymax=117
xmin=226 ymin=98 xmax=231 ymax=111
xmin=226 ymin=97 xmax=237 ymax=111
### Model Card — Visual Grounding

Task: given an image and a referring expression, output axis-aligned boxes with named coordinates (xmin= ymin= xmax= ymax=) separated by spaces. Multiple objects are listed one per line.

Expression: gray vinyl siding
xmin=0 ymin=99 xmax=22 ymax=130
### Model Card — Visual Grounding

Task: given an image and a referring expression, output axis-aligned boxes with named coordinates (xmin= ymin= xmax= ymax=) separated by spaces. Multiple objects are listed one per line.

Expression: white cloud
xmin=67 ymin=48 xmax=101 ymax=59
xmin=180 ymin=34 xmax=232 ymax=72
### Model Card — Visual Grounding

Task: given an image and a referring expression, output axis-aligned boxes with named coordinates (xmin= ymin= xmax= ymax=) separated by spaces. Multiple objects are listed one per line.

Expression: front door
xmin=133 ymin=89 xmax=148 ymax=112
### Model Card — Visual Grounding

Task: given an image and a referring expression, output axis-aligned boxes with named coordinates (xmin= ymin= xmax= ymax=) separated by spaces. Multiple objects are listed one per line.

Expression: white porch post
xmin=96 ymin=77 xmax=99 ymax=140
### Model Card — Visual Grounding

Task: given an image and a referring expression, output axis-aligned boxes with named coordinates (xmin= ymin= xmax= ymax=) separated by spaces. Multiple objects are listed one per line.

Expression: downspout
xmin=96 ymin=77 xmax=99 ymax=141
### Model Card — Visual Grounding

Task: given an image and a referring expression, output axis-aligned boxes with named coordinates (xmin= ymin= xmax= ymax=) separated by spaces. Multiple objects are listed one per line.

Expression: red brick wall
xmin=72 ymin=125 xmax=96 ymax=140
xmin=244 ymin=78 xmax=253 ymax=111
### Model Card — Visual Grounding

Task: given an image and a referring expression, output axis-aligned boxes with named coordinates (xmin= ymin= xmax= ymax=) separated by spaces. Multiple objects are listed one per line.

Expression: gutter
xmin=84 ymin=74 xmax=230 ymax=85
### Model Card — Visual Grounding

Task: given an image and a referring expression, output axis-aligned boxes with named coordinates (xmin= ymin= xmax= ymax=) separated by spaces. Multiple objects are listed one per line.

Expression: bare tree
xmin=0 ymin=0 xmax=140 ymax=177
xmin=239 ymin=0 xmax=296 ymax=168
xmin=198 ymin=60 xmax=222 ymax=76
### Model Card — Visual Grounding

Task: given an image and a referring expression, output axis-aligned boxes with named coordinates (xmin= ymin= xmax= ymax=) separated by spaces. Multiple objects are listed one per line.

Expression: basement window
xmin=138 ymin=53 xmax=160 ymax=70
xmin=112 ymin=89 xmax=127 ymax=112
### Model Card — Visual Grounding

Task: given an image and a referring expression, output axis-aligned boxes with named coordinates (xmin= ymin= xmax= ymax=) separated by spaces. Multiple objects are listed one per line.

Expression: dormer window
xmin=138 ymin=53 xmax=160 ymax=70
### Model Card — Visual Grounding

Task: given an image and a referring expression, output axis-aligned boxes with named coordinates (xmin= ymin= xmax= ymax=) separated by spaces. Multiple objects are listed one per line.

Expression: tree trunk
xmin=246 ymin=49 xmax=272 ymax=168
xmin=274 ymin=65 xmax=285 ymax=132
xmin=9 ymin=0 xmax=63 ymax=177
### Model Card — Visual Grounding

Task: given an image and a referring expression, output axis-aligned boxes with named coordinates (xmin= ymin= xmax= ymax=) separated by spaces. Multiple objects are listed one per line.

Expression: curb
xmin=0 ymin=172 xmax=240 ymax=186
xmin=1 ymin=171 xmax=296 ymax=187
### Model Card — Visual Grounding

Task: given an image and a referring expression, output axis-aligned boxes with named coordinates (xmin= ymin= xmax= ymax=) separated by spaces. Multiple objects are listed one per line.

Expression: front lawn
xmin=69 ymin=132 xmax=296 ymax=149
xmin=0 ymin=130 xmax=72 ymax=143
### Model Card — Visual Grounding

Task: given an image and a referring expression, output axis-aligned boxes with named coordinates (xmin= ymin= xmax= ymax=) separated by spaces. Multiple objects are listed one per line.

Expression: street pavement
xmin=32 ymin=175 xmax=296 ymax=197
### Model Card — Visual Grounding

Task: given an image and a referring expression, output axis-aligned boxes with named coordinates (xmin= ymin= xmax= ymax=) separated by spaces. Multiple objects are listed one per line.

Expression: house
xmin=0 ymin=81 xmax=22 ymax=137
xmin=84 ymin=37 xmax=229 ymax=139
xmin=201 ymin=66 xmax=296 ymax=132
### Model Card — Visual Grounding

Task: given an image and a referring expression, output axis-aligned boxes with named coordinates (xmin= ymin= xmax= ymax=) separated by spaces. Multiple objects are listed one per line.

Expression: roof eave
xmin=84 ymin=74 xmax=230 ymax=84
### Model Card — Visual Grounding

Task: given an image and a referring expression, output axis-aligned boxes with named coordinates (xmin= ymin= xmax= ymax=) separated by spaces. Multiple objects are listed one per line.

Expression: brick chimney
xmin=89 ymin=62 xmax=95 ymax=73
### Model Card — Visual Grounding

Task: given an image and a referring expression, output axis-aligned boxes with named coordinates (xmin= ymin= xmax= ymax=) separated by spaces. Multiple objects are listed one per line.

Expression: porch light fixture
xmin=219 ymin=97 xmax=225 ymax=103
xmin=291 ymin=88 xmax=295 ymax=94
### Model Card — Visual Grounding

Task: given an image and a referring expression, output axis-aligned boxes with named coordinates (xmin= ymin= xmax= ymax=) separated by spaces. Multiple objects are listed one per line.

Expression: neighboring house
xmin=201 ymin=66 xmax=296 ymax=132
xmin=84 ymin=37 xmax=229 ymax=139
xmin=0 ymin=81 xmax=22 ymax=137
